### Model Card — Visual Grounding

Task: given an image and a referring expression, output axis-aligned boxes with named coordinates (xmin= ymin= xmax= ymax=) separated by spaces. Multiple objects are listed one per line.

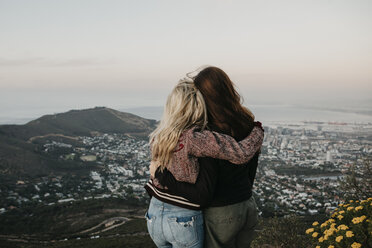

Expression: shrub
xmin=305 ymin=198 xmax=372 ymax=248
xmin=340 ymin=160 xmax=372 ymax=200
xmin=252 ymin=215 xmax=313 ymax=248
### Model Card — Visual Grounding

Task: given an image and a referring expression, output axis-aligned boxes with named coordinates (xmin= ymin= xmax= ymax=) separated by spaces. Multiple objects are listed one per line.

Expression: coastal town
xmin=1 ymin=122 xmax=371 ymax=217
xmin=255 ymin=121 xmax=371 ymax=216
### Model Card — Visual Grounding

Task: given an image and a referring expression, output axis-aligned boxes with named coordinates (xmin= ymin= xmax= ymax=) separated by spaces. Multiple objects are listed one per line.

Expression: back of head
xmin=150 ymin=80 xmax=207 ymax=169
xmin=193 ymin=66 xmax=254 ymax=139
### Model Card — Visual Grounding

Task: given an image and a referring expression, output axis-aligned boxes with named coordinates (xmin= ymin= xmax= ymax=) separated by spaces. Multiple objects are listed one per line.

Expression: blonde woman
xmin=145 ymin=79 xmax=263 ymax=248
xmin=152 ymin=67 xmax=264 ymax=248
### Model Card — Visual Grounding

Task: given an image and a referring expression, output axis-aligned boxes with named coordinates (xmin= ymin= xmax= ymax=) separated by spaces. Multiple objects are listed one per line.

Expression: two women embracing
xmin=144 ymin=66 xmax=264 ymax=248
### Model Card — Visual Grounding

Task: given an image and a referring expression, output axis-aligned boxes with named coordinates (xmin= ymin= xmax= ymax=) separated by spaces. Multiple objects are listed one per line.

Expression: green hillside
xmin=0 ymin=107 xmax=157 ymax=141
xmin=0 ymin=107 xmax=156 ymax=177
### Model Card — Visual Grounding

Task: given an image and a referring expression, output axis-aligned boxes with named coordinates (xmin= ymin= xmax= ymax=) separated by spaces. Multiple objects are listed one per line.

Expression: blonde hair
xmin=149 ymin=79 xmax=208 ymax=170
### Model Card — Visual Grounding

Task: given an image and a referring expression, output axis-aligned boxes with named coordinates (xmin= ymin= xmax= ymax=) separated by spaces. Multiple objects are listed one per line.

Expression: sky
xmin=0 ymin=0 xmax=371 ymax=123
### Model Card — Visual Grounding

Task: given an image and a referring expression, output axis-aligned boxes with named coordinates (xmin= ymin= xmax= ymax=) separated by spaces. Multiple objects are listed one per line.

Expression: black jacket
xmin=152 ymin=151 xmax=260 ymax=209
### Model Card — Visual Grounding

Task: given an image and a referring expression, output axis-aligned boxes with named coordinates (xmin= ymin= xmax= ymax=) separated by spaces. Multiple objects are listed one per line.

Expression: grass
xmin=0 ymin=235 xmax=156 ymax=248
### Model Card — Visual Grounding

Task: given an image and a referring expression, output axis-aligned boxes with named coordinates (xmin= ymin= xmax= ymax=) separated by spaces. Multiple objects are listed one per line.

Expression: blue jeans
xmin=146 ymin=197 xmax=204 ymax=248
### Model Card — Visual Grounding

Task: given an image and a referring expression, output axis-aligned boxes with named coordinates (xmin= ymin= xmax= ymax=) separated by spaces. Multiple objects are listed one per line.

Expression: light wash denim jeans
xmin=146 ymin=197 xmax=204 ymax=248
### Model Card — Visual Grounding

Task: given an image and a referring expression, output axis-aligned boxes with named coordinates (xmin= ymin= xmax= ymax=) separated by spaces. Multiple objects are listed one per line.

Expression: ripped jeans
xmin=146 ymin=197 xmax=204 ymax=248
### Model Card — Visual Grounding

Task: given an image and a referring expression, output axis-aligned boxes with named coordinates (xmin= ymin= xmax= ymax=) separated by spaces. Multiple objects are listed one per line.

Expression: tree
xmin=340 ymin=159 xmax=372 ymax=200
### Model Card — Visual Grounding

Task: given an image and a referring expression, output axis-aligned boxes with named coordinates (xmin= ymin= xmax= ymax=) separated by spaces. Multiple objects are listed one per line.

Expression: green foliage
xmin=0 ymin=198 xmax=146 ymax=236
xmin=305 ymin=198 xmax=372 ymax=248
xmin=0 ymin=235 xmax=156 ymax=248
xmin=252 ymin=215 xmax=316 ymax=248
xmin=340 ymin=160 xmax=372 ymax=200
xmin=0 ymin=197 xmax=154 ymax=247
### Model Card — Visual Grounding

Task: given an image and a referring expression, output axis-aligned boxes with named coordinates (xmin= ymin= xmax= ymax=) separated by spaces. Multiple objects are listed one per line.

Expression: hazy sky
xmin=0 ymin=0 xmax=371 ymax=121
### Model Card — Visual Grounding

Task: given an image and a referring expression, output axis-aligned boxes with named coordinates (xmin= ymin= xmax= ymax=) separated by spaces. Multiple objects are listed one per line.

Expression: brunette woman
xmin=154 ymin=66 xmax=262 ymax=248
xmin=145 ymin=79 xmax=263 ymax=248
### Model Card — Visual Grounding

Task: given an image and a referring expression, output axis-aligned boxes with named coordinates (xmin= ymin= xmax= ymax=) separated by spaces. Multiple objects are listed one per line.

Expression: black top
xmin=154 ymin=152 xmax=260 ymax=208
xmin=146 ymin=121 xmax=263 ymax=210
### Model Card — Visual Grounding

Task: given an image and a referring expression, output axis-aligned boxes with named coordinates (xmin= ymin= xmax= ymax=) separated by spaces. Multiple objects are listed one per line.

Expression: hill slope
xmin=0 ymin=107 xmax=156 ymax=177
xmin=0 ymin=106 xmax=157 ymax=141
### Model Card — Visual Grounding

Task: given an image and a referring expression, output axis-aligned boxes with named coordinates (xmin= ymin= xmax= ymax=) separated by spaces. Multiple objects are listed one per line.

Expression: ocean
xmin=1 ymin=105 xmax=371 ymax=125
xmin=122 ymin=105 xmax=372 ymax=124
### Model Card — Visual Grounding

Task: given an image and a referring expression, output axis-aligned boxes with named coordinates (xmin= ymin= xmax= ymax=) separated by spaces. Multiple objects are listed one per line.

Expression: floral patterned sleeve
xmin=167 ymin=122 xmax=264 ymax=184
xmin=185 ymin=125 xmax=264 ymax=164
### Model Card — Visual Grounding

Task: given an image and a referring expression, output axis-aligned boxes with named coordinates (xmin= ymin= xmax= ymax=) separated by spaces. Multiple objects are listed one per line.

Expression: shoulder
xmin=182 ymin=126 xmax=204 ymax=139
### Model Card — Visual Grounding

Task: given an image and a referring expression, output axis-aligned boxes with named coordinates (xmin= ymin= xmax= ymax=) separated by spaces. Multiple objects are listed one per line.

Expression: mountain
xmin=0 ymin=106 xmax=157 ymax=141
xmin=0 ymin=107 xmax=157 ymax=178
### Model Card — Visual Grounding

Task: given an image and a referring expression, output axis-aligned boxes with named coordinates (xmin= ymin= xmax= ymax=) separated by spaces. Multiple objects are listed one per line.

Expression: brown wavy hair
xmin=193 ymin=66 xmax=255 ymax=140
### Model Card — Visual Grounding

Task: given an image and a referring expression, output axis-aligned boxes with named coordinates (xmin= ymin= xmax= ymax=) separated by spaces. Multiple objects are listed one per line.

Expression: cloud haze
xmin=0 ymin=0 xmax=371 ymax=121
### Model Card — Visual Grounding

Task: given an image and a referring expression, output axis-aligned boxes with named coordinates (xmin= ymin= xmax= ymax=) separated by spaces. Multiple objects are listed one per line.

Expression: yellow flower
xmin=347 ymin=206 xmax=354 ymax=211
xmin=328 ymin=246 xmax=335 ymax=248
xmin=353 ymin=215 xmax=367 ymax=224
xmin=313 ymin=221 xmax=319 ymax=226
xmin=339 ymin=210 xmax=345 ymax=214
xmin=328 ymin=219 xmax=335 ymax=223
xmin=339 ymin=203 xmax=344 ymax=207
xmin=355 ymin=206 xmax=363 ymax=211
xmin=351 ymin=242 xmax=362 ymax=248
xmin=318 ymin=237 xmax=324 ymax=242
xmin=352 ymin=217 xmax=360 ymax=224
xmin=337 ymin=224 xmax=349 ymax=231
xmin=306 ymin=228 xmax=314 ymax=234
xmin=321 ymin=222 xmax=328 ymax=228
xmin=346 ymin=231 xmax=354 ymax=238
xmin=312 ymin=232 xmax=319 ymax=238
xmin=324 ymin=228 xmax=335 ymax=237
xmin=316 ymin=246 xmax=320 ymax=248
xmin=337 ymin=215 xmax=344 ymax=220
xmin=349 ymin=200 xmax=354 ymax=203
xmin=336 ymin=236 xmax=343 ymax=242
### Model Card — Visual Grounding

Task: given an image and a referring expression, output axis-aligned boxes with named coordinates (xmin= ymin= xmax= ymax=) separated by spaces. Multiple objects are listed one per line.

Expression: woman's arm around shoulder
xmin=183 ymin=121 xmax=264 ymax=164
